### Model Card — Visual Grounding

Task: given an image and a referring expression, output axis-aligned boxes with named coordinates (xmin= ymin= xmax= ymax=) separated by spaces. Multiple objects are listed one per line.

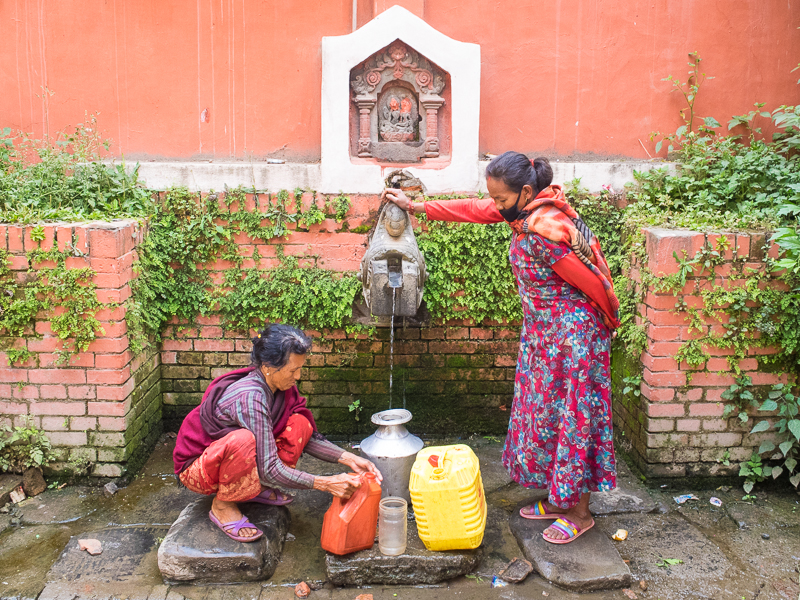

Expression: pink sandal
xmin=247 ymin=488 xmax=294 ymax=506
xmin=208 ymin=510 xmax=263 ymax=543
xmin=542 ymin=517 xmax=595 ymax=545
xmin=520 ymin=500 xmax=566 ymax=520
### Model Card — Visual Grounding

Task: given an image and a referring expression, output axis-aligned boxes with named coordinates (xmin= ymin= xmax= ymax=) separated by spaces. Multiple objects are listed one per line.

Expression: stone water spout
xmin=358 ymin=192 xmax=427 ymax=317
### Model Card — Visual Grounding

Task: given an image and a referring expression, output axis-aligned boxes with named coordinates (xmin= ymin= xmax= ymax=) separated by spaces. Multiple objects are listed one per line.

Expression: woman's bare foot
xmin=542 ymin=492 xmax=593 ymax=541
xmin=211 ymin=496 xmax=259 ymax=539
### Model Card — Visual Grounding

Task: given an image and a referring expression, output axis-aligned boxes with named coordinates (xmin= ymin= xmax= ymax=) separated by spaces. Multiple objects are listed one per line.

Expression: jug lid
xmin=372 ymin=409 xmax=412 ymax=427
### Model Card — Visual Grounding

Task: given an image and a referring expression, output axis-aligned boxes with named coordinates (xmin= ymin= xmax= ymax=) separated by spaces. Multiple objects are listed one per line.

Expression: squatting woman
xmin=383 ymin=152 xmax=619 ymax=544
xmin=173 ymin=324 xmax=381 ymax=542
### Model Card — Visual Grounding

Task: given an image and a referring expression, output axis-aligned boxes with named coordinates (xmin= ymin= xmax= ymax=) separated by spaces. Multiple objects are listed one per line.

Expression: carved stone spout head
xmin=359 ymin=200 xmax=427 ymax=317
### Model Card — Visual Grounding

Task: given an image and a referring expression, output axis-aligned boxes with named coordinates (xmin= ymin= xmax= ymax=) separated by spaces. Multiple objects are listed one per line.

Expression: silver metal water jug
xmin=360 ymin=409 xmax=424 ymax=503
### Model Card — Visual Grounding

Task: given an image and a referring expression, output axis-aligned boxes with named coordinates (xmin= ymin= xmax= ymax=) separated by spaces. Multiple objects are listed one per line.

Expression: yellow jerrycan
xmin=408 ymin=444 xmax=486 ymax=551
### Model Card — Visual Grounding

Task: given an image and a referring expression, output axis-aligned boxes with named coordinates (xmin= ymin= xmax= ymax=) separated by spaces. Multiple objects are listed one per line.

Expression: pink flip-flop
xmin=542 ymin=517 xmax=595 ymax=544
xmin=520 ymin=500 xmax=566 ymax=520
xmin=247 ymin=488 xmax=294 ymax=506
xmin=208 ymin=510 xmax=263 ymax=543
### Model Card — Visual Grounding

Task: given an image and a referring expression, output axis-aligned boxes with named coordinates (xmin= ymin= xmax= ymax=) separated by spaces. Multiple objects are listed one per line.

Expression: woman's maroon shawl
xmin=173 ymin=366 xmax=317 ymax=475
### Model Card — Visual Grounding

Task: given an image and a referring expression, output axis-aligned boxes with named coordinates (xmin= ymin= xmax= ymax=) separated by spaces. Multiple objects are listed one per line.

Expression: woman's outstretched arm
xmin=383 ymin=188 xmax=504 ymax=224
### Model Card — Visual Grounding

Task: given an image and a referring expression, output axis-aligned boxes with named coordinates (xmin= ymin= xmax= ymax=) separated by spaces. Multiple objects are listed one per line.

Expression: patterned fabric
xmin=509 ymin=185 xmax=620 ymax=329
xmin=180 ymin=414 xmax=314 ymax=501
xmin=212 ymin=370 xmax=343 ymax=490
xmin=501 ymin=232 xmax=617 ymax=509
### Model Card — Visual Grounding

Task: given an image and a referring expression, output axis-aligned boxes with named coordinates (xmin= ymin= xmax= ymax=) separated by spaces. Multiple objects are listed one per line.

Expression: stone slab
xmin=325 ymin=520 xmax=482 ymax=586
xmin=46 ymin=525 xmax=168 ymax=584
xmin=157 ymin=497 xmax=289 ymax=584
xmin=0 ymin=474 xmax=23 ymax=506
xmin=509 ymin=503 xmax=632 ymax=592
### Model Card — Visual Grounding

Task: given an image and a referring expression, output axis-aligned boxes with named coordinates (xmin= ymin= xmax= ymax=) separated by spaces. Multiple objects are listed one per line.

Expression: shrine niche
xmin=350 ymin=41 xmax=448 ymax=163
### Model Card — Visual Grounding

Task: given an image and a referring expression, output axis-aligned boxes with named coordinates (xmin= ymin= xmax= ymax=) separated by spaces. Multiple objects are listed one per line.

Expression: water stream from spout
xmin=389 ymin=287 xmax=396 ymax=409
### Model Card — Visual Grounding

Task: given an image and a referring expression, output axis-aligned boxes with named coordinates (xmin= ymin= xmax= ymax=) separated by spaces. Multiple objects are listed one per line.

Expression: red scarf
xmin=510 ymin=185 xmax=620 ymax=329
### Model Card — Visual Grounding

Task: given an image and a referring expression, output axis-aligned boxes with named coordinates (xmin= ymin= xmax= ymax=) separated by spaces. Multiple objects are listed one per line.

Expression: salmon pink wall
xmin=2 ymin=0 xmax=799 ymax=161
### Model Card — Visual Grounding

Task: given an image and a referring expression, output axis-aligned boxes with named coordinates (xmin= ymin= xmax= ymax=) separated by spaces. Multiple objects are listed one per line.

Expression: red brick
xmin=647 ymin=325 xmax=681 ymax=342
xmin=87 ymin=338 xmax=129 ymax=353
xmin=89 ymin=252 xmax=135 ymax=275
xmin=9 ymin=255 xmax=29 ymax=270
xmin=643 ymin=369 xmax=686 ymax=387
xmin=7 ymin=226 xmax=24 ymax=253
xmin=445 ymin=328 xmax=470 ymax=340
xmin=98 ymin=417 xmax=126 ymax=431
xmin=162 ymin=339 xmax=194 ymax=351
xmin=29 ymin=369 xmax=86 ymax=385
xmin=68 ymin=386 xmax=96 ymax=400
xmin=647 ymin=309 xmax=688 ymax=326
xmin=641 ymin=353 xmax=679 ymax=372
xmin=27 ymin=337 xmax=65 ymax=353
xmin=87 ymin=401 xmax=130 ymax=416
xmin=94 ymin=306 xmax=127 ymax=321
xmin=30 ymin=401 xmax=86 ymax=416
xmin=0 ymin=401 xmax=28 ymax=414
xmin=0 ymin=368 xmax=28 ymax=383
xmin=38 ymin=353 xmax=94 ymax=368
xmin=641 ymin=383 xmax=675 ymax=402
xmin=749 ymin=372 xmax=789 ymax=386
xmin=96 ymin=321 xmax=128 ymax=338
xmin=688 ymin=402 xmax=725 ymax=417
xmin=41 ymin=416 xmax=69 ymax=431
xmin=737 ymin=358 xmax=758 ymax=371
xmin=96 ymin=379 xmax=135 ymax=400
xmin=644 ymin=294 xmax=683 ymax=310
xmin=40 ymin=385 xmax=68 ymax=399
xmin=648 ymin=342 xmax=683 ymax=357
xmin=88 ymin=227 xmax=124 ymax=258
xmin=12 ymin=385 xmax=39 ymax=400
xmin=706 ymin=232 xmax=735 ymax=260
xmin=495 ymin=355 xmax=517 ymax=367
xmin=92 ymin=271 xmax=132 ymax=289
xmin=235 ymin=340 xmax=253 ymax=353
xmin=161 ymin=351 xmax=177 ymax=364
xmin=87 ymin=368 xmax=131 ymax=385
xmin=646 ymin=403 xmax=686 ymax=417
xmin=194 ymin=339 xmax=236 ymax=352
xmin=681 ymin=325 xmax=707 ymax=341
xmin=94 ymin=352 xmax=133 ymax=369
xmin=195 ymin=314 xmax=222 ymax=326
xmin=95 ymin=288 xmax=131 ymax=304
xmin=689 ymin=372 xmax=735 ymax=387
xmin=56 ymin=226 xmax=72 ymax=252
xmin=677 ymin=388 xmax=703 ymax=402
xmin=706 ymin=358 xmax=731 ymax=371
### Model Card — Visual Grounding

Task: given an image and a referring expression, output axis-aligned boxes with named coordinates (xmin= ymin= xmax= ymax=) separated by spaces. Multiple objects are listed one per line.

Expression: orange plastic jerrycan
xmin=320 ymin=472 xmax=382 ymax=555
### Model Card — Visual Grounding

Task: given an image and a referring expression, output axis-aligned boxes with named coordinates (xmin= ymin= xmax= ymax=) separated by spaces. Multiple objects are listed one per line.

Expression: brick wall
xmin=612 ymin=227 xmax=788 ymax=479
xmin=161 ymin=321 xmax=518 ymax=437
xmin=1 ymin=211 xmax=790 ymax=481
xmin=0 ymin=220 xmax=161 ymax=478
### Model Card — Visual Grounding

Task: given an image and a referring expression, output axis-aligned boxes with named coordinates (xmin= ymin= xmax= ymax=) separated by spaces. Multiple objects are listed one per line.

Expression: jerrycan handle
xmin=338 ymin=473 xmax=374 ymax=522
xmin=430 ymin=449 xmax=452 ymax=480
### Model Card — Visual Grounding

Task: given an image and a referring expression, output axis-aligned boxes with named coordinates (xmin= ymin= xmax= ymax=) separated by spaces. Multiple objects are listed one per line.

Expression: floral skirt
xmin=179 ymin=413 xmax=312 ymax=502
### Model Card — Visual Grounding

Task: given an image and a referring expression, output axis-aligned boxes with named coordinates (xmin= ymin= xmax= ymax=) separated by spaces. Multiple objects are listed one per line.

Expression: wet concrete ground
xmin=1 ymin=434 xmax=799 ymax=600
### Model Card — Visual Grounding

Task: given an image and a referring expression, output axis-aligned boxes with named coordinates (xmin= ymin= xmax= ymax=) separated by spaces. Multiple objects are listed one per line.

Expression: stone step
xmin=157 ymin=497 xmax=290 ymax=584
xmin=509 ymin=504 xmax=633 ymax=592
xmin=326 ymin=520 xmax=482 ymax=586
xmin=46 ymin=525 xmax=168 ymax=584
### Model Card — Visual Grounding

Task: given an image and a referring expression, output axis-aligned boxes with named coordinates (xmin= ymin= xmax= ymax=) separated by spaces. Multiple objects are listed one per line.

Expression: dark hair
xmin=250 ymin=324 xmax=312 ymax=369
xmin=485 ymin=152 xmax=553 ymax=195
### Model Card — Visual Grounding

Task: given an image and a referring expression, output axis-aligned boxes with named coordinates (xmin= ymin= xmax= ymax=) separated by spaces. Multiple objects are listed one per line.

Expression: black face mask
xmin=498 ymin=191 xmax=524 ymax=223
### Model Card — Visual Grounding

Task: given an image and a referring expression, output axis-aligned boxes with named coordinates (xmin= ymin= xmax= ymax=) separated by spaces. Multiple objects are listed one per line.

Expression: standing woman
xmin=383 ymin=152 xmax=619 ymax=544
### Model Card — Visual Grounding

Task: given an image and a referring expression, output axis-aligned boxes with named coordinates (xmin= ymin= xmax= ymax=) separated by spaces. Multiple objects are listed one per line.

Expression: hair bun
xmin=531 ymin=157 xmax=554 ymax=190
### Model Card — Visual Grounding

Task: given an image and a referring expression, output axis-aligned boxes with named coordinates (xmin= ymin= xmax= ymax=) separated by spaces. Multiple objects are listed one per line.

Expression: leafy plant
xmin=0 ymin=424 xmax=56 ymax=473
xmin=348 ymin=399 xmax=362 ymax=422
xmin=746 ymin=383 xmax=800 ymax=489
xmin=0 ymin=115 xmax=151 ymax=222
xmin=656 ymin=558 xmax=684 ymax=568
xmin=329 ymin=193 xmax=352 ymax=223
xmin=622 ymin=375 xmax=642 ymax=398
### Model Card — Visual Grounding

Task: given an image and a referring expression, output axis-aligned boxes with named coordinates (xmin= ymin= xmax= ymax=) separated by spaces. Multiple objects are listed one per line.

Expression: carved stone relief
xmin=350 ymin=41 xmax=446 ymax=162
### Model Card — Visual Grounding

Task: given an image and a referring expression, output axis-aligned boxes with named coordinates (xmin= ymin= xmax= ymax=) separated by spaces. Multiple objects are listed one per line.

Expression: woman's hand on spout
xmin=382 ymin=188 xmax=423 ymax=214
xmin=313 ymin=473 xmax=362 ymax=499
xmin=339 ymin=451 xmax=383 ymax=483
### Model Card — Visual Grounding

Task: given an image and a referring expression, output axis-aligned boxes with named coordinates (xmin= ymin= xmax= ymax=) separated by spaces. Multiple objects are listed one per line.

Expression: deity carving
xmin=350 ymin=41 xmax=446 ymax=162
xmin=379 ymin=93 xmax=417 ymax=142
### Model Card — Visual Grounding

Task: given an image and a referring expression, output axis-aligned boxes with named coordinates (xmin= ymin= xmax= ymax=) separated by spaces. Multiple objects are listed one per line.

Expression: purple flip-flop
xmin=246 ymin=488 xmax=294 ymax=506
xmin=208 ymin=510 xmax=263 ymax=542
